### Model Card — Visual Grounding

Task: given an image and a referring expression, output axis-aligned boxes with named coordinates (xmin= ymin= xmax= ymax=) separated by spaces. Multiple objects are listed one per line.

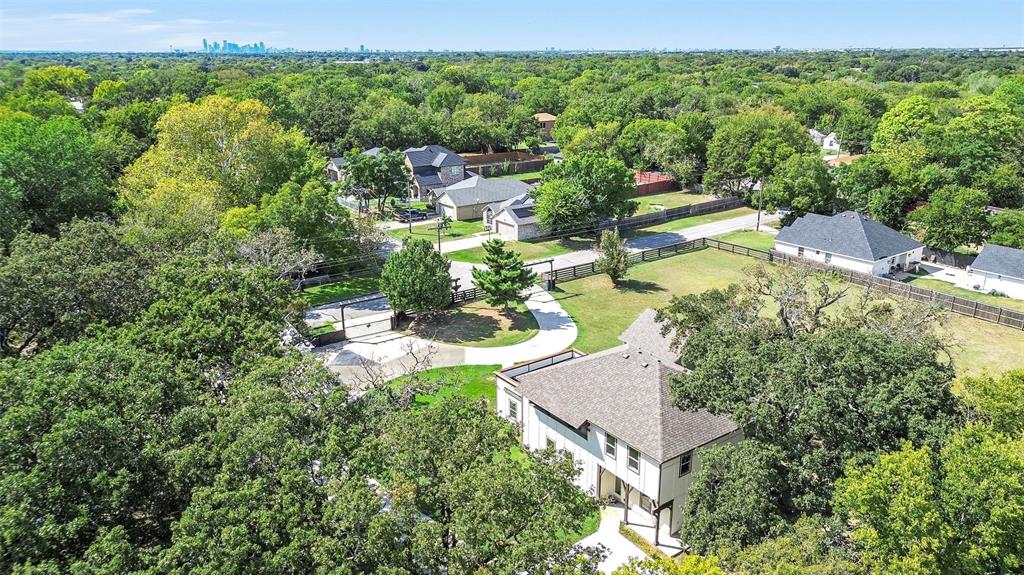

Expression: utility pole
xmin=755 ymin=186 xmax=763 ymax=232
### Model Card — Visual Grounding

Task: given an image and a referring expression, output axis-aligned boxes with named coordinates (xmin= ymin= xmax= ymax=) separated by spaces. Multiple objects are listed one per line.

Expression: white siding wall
xmin=657 ymin=430 xmax=744 ymax=532
xmin=968 ymin=270 xmax=1024 ymax=300
xmin=775 ymin=241 xmax=923 ymax=277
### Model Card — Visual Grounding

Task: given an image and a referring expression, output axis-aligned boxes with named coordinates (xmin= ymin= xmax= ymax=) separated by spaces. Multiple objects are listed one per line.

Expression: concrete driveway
xmin=317 ymin=285 xmax=577 ymax=382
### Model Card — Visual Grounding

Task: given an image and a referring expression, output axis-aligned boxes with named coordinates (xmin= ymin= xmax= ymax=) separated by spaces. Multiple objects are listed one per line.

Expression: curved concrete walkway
xmin=317 ymin=285 xmax=577 ymax=382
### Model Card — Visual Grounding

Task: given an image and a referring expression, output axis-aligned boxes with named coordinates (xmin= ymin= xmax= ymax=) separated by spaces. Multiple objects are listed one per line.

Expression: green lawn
xmin=551 ymin=246 xmax=1024 ymax=376
xmin=629 ymin=206 xmax=757 ymax=235
xmin=635 ymin=191 xmax=714 ymax=215
xmin=904 ymin=276 xmax=1024 ymax=313
xmin=448 ymin=235 xmax=593 ymax=264
xmin=402 ymin=301 xmax=540 ymax=347
xmin=388 ymin=218 xmax=487 ymax=244
xmin=391 ymin=364 xmax=502 ymax=406
xmin=498 ymin=170 xmax=544 ymax=181
xmin=713 ymin=229 xmax=777 ymax=251
xmin=301 ymin=275 xmax=380 ymax=306
xmin=447 ymin=206 xmax=758 ymax=264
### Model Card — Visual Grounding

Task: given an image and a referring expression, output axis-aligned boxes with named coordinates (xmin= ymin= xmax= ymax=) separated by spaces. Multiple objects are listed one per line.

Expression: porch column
xmin=596 ymin=466 xmax=602 ymax=500
xmin=654 ymin=507 xmax=661 ymax=546
xmin=623 ymin=484 xmax=631 ymax=524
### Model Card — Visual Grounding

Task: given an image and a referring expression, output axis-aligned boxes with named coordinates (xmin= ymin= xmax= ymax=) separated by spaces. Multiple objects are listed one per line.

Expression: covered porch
xmin=597 ymin=466 xmax=683 ymax=555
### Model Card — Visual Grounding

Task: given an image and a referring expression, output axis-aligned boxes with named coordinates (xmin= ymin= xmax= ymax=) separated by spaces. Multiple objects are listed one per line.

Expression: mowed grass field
xmin=388 ymin=218 xmax=487 ymax=244
xmin=551 ymin=247 xmax=1024 ymax=376
xmin=905 ymin=276 xmax=1024 ymax=313
xmin=634 ymin=191 xmax=714 ymax=214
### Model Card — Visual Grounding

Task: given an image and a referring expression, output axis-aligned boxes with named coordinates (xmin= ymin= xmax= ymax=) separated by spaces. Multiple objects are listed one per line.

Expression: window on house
xmin=627 ymin=446 xmax=640 ymax=473
xmin=546 ymin=437 xmax=555 ymax=449
xmin=605 ymin=434 xmax=617 ymax=458
xmin=824 ymin=253 xmax=832 ymax=263
xmin=508 ymin=398 xmax=519 ymax=419
xmin=797 ymin=247 xmax=804 ymax=257
xmin=679 ymin=451 xmax=693 ymax=476
xmin=450 ymin=166 xmax=460 ymax=176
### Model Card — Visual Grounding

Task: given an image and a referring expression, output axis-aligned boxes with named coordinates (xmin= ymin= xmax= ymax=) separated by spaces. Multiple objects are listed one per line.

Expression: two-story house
xmin=403 ymin=145 xmax=468 ymax=200
xmin=495 ymin=310 xmax=740 ymax=545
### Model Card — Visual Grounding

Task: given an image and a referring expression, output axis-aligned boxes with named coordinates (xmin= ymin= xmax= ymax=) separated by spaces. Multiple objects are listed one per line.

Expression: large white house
xmin=963 ymin=244 xmax=1024 ymax=300
xmin=495 ymin=310 xmax=739 ymax=544
xmin=774 ymin=211 xmax=924 ymax=276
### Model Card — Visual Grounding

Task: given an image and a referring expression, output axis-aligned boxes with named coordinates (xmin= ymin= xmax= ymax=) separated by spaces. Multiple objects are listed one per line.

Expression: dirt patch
xmin=400 ymin=301 xmax=539 ymax=347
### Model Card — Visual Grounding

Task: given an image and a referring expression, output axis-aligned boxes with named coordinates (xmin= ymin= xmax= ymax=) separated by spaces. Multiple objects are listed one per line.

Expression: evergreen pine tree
xmin=471 ymin=239 xmax=537 ymax=312
xmin=595 ymin=227 xmax=630 ymax=285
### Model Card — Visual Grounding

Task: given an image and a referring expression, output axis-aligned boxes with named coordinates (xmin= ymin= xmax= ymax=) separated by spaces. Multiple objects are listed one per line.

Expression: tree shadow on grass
xmin=616 ymin=279 xmax=666 ymax=294
xmin=404 ymin=305 xmax=537 ymax=345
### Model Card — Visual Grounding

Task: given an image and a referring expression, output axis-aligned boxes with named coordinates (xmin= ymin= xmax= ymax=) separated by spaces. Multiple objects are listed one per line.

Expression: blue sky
xmin=1 ymin=0 xmax=1021 ymax=52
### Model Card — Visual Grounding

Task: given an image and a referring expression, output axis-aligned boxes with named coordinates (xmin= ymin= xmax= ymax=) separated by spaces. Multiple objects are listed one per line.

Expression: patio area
xmin=576 ymin=503 xmax=683 ymax=573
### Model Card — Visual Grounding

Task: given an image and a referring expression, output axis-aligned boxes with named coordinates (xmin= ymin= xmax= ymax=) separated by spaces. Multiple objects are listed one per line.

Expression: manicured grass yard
xmin=401 ymin=300 xmax=540 ymax=347
xmin=904 ymin=276 xmax=1024 ymax=313
xmin=448 ymin=235 xmax=594 ymax=264
xmin=388 ymin=218 xmax=487 ymax=244
xmin=392 ymin=364 xmax=502 ymax=406
xmin=713 ymin=229 xmax=777 ymax=251
xmin=630 ymin=206 xmax=757 ymax=235
xmin=552 ymin=247 xmax=1024 ymax=376
xmin=301 ymin=275 xmax=380 ymax=306
xmin=634 ymin=191 xmax=714 ymax=214
xmin=447 ymin=206 xmax=758 ymax=264
xmin=498 ymin=170 xmax=544 ymax=181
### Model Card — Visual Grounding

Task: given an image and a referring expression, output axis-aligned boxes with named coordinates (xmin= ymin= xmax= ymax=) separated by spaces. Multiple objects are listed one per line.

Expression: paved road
xmin=449 ymin=210 xmax=781 ymax=289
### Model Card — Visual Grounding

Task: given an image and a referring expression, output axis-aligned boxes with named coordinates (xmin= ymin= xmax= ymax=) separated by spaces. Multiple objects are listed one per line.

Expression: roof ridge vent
xmin=622 ymin=353 xmax=630 ymax=359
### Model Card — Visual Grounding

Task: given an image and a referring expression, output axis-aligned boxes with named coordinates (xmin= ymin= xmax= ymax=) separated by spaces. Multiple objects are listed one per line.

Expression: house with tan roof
xmin=533 ymin=112 xmax=557 ymax=138
xmin=495 ymin=310 xmax=740 ymax=545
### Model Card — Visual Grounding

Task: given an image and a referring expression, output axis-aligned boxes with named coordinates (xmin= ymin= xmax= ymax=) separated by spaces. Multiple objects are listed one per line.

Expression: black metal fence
xmin=529 ymin=196 xmax=745 ymax=243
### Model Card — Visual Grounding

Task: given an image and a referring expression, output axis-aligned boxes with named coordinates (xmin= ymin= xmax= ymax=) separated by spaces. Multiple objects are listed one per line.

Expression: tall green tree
xmin=0 ymin=220 xmax=152 ymax=358
xmin=704 ymin=106 xmax=815 ymax=197
xmin=471 ymin=239 xmax=538 ymax=311
xmin=760 ymin=153 xmax=837 ymax=221
xmin=535 ymin=152 xmax=637 ymax=230
xmin=339 ymin=147 xmax=412 ymax=213
xmin=834 ymin=426 xmax=1024 ymax=575
xmin=379 ymin=238 xmax=452 ymax=315
xmin=989 ymin=208 xmax=1024 ymax=249
xmin=595 ymin=227 xmax=630 ymax=285
xmin=910 ymin=185 xmax=991 ymax=251
xmin=0 ymin=114 xmax=113 ymax=243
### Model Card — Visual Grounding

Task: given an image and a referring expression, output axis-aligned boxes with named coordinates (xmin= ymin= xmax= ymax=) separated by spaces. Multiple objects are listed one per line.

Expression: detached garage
xmin=434 ymin=176 xmax=533 ymax=221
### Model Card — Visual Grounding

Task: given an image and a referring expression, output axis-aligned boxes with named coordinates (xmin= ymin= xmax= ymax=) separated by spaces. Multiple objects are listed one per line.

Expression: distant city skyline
xmin=1 ymin=1 xmax=1021 ymax=53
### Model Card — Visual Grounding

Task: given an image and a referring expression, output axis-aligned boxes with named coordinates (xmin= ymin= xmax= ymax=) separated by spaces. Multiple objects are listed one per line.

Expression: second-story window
xmin=679 ymin=451 xmax=693 ymax=476
xmin=627 ymin=446 xmax=640 ymax=473
xmin=605 ymin=434 xmax=617 ymax=458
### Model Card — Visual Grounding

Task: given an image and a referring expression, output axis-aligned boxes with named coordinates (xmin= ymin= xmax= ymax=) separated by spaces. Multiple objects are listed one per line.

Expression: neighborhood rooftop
xmin=440 ymin=175 xmax=532 ymax=207
xmin=404 ymin=145 xmax=466 ymax=168
xmin=510 ymin=310 xmax=736 ymax=461
xmin=775 ymin=210 xmax=923 ymax=262
xmin=972 ymin=244 xmax=1024 ymax=282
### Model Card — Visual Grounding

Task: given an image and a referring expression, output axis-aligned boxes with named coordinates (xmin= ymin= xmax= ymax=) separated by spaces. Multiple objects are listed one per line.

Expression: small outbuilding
xmin=434 ymin=176 xmax=533 ymax=221
xmin=964 ymin=244 xmax=1024 ymax=299
xmin=774 ymin=211 xmax=924 ymax=276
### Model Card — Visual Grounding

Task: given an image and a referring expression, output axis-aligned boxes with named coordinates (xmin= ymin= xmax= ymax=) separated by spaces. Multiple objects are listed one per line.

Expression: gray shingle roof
xmin=775 ymin=211 xmax=922 ymax=261
xmin=486 ymin=192 xmax=538 ymax=224
xmin=328 ymin=147 xmax=382 ymax=168
xmin=513 ymin=310 xmax=736 ymax=462
xmin=438 ymin=176 xmax=532 ymax=207
xmin=972 ymin=244 xmax=1024 ymax=281
xmin=404 ymin=145 xmax=466 ymax=169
